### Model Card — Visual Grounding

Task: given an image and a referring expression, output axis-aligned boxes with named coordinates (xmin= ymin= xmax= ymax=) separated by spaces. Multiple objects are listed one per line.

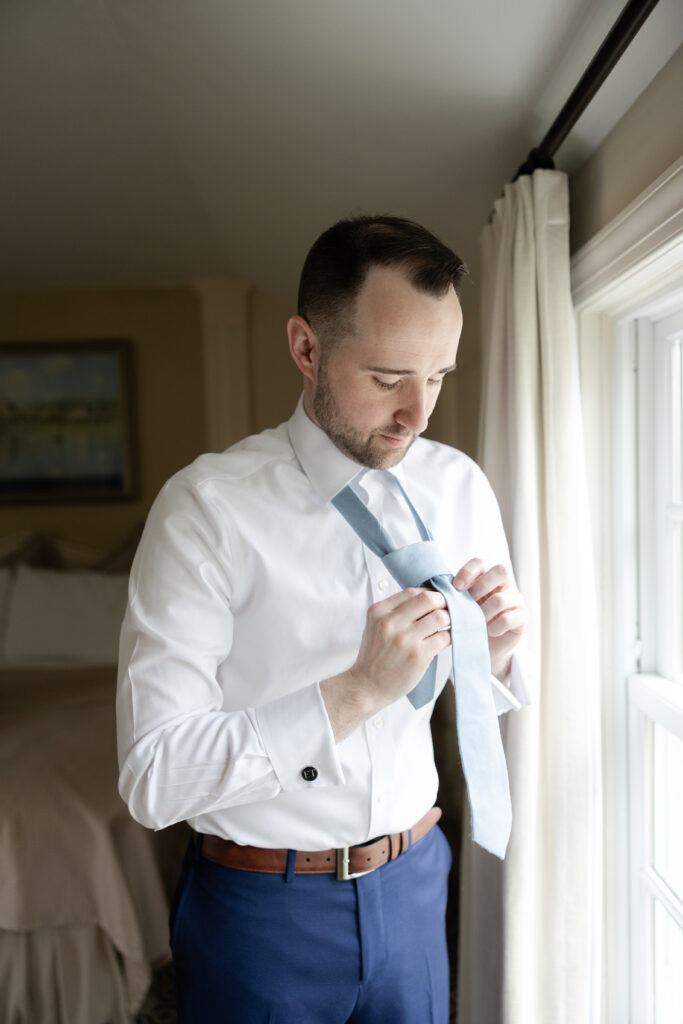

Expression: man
xmin=117 ymin=215 xmax=529 ymax=1023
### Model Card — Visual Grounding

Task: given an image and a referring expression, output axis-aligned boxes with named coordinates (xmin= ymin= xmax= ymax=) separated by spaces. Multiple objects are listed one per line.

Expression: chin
xmin=381 ymin=448 xmax=409 ymax=467
xmin=363 ymin=440 xmax=413 ymax=470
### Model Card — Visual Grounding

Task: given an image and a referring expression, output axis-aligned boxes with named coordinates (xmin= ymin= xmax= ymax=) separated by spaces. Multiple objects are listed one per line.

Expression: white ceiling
xmin=2 ymin=0 xmax=682 ymax=304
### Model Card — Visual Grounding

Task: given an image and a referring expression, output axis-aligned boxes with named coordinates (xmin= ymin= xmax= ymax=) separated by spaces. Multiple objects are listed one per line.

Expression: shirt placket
xmin=353 ymin=476 xmax=399 ymax=839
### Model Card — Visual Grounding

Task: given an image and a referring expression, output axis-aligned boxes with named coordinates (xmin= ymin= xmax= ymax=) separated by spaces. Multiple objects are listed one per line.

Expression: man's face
xmin=311 ymin=265 xmax=463 ymax=469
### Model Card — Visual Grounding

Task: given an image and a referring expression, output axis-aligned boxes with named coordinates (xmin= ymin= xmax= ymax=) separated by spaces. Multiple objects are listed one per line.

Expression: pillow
xmin=0 ymin=532 xmax=60 ymax=568
xmin=0 ymin=532 xmax=31 ymax=563
xmin=3 ymin=565 xmax=129 ymax=665
xmin=50 ymin=537 xmax=106 ymax=570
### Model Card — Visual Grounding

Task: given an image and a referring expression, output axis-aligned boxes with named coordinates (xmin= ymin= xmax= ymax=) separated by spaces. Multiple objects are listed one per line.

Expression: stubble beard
xmin=313 ymin=364 xmax=417 ymax=470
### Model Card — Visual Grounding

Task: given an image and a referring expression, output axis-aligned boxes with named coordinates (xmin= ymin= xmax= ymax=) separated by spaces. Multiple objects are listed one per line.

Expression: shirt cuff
xmin=490 ymin=647 xmax=533 ymax=715
xmin=254 ymin=682 xmax=346 ymax=793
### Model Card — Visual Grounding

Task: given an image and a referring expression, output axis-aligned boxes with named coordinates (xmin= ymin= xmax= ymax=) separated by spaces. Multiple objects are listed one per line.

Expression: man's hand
xmin=453 ymin=558 xmax=527 ymax=681
xmin=321 ymin=588 xmax=451 ymax=742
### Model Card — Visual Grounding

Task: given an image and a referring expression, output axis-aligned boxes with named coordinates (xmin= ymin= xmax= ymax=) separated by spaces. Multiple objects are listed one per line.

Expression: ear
xmin=287 ymin=315 xmax=321 ymax=384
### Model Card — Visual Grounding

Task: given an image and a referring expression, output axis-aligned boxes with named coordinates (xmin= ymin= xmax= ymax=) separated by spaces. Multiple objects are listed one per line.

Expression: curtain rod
xmin=514 ymin=0 xmax=661 ymax=179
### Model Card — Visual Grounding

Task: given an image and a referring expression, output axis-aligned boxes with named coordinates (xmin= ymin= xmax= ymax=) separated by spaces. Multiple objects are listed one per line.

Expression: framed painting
xmin=0 ymin=340 xmax=139 ymax=503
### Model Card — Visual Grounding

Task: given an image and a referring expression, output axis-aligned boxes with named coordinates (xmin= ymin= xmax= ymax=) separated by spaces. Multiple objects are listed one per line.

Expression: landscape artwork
xmin=0 ymin=341 xmax=138 ymax=502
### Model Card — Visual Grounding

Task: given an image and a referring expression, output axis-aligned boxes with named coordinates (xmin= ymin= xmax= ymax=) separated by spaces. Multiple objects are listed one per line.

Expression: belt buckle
xmin=336 ymin=846 xmax=375 ymax=881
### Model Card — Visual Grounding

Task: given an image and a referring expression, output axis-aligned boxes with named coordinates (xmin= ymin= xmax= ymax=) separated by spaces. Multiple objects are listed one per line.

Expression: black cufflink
xmin=301 ymin=766 xmax=318 ymax=782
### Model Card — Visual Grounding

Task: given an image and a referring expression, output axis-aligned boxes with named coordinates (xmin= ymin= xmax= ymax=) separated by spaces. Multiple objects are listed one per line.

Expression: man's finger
xmin=478 ymin=589 xmax=520 ymax=624
xmin=367 ymin=586 xmax=432 ymax=618
xmin=413 ymin=607 xmax=451 ymax=639
xmin=453 ymin=557 xmax=487 ymax=591
xmin=424 ymin=627 xmax=452 ymax=658
xmin=390 ymin=590 xmax=448 ymax=632
xmin=367 ymin=588 xmax=447 ymax=634
xmin=468 ymin=564 xmax=510 ymax=602
xmin=486 ymin=607 xmax=527 ymax=638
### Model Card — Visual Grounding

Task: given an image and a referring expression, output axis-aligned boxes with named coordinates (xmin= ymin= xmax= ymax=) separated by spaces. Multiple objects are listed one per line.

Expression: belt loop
xmin=285 ymin=849 xmax=297 ymax=883
xmin=406 ymin=828 xmax=413 ymax=853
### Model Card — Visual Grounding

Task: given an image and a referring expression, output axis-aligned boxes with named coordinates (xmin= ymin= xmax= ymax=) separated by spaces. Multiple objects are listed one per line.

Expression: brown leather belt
xmin=201 ymin=806 xmax=442 ymax=880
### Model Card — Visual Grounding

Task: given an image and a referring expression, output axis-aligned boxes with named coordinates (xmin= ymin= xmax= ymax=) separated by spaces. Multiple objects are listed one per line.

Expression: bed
xmin=0 ymin=530 xmax=188 ymax=1024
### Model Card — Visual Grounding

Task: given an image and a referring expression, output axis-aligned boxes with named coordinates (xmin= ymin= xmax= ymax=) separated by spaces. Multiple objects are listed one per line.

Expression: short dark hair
xmin=297 ymin=214 xmax=468 ymax=344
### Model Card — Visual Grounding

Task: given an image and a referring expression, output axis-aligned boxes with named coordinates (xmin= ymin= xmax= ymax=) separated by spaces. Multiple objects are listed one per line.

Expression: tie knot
xmin=382 ymin=541 xmax=451 ymax=590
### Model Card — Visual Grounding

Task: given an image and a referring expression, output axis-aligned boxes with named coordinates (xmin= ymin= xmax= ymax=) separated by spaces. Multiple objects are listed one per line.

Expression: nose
xmin=394 ymin=382 xmax=430 ymax=435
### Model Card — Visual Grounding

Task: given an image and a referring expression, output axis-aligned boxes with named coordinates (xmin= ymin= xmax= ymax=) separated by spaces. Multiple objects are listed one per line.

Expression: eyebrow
xmin=364 ymin=364 xmax=457 ymax=376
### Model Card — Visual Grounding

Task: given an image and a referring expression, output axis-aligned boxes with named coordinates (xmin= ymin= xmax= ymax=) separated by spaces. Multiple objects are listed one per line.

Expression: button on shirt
xmin=116 ymin=395 xmax=530 ymax=851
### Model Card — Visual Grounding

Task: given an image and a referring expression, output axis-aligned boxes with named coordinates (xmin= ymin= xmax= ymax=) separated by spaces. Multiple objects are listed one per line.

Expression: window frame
xmin=572 ymin=154 xmax=683 ymax=1024
xmin=582 ymin=284 xmax=683 ymax=1024
xmin=629 ymin=305 xmax=683 ymax=1022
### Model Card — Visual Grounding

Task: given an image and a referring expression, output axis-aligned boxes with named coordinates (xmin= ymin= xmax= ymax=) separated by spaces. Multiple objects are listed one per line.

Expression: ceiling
xmin=2 ymin=0 xmax=682 ymax=304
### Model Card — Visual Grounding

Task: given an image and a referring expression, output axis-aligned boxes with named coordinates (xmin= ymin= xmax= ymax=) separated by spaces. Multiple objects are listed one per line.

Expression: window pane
xmin=654 ymin=900 xmax=683 ymax=1024
xmin=673 ymin=339 xmax=682 ymax=505
xmin=674 ymin=522 xmax=683 ymax=679
xmin=653 ymin=722 xmax=683 ymax=900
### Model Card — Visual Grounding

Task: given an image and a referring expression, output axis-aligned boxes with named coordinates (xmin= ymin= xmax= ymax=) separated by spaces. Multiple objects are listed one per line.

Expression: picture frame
xmin=0 ymin=340 xmax=139 ymax=503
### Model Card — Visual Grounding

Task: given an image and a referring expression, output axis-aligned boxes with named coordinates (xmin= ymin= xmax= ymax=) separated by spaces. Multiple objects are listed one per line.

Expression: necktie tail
xmin=431 ymin=576 xmax=512 ymax=857
xmin=331 ymin=481 xmax=512 ymax=858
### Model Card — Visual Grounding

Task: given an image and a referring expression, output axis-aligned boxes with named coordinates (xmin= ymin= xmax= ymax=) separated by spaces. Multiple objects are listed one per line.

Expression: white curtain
xmin=457 ymin=170 xmax=601 ymax=1024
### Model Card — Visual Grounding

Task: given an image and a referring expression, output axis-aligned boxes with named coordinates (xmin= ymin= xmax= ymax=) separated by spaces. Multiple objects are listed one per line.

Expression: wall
xmin=569 ymin=43 xmax=683 ymax=252
xmin=447 ymin=285 xmax=482 ymax=459
xmin=249 ymin=290 xmax=300 ymax=433
xmin=0 ymin=287 xmax=206 ymax=551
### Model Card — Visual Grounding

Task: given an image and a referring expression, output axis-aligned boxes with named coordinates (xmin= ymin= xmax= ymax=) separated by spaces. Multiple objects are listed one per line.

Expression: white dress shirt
xmin=116 ymin=396 xmax=530 ymax=850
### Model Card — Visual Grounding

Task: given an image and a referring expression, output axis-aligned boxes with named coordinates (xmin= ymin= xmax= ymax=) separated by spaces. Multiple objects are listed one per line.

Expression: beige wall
xmin=249 ymin=290 xmax=300 ymax=433
xmin=447 ymin=285 xmax=482 ymax=459
xmin=0 ymin=287 xmax=206 ymax=551
xmin=570 ymin=43 xmax=683 ymax=252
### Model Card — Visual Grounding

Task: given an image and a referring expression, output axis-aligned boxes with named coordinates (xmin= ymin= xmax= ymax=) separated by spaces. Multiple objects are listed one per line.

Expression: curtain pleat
xmin=458 ymin=170 xmax=601 ymax=1024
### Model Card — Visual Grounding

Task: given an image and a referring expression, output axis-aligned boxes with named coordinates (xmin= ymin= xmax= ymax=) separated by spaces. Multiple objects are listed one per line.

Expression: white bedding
xmin=0 ymin=665 xmax=188 ymax=1023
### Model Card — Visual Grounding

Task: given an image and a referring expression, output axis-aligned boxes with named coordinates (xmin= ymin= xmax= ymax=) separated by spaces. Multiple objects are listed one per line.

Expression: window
xmin=572 ymin=156 xmax=683 ymax=1023
xmin=627 ymin=307 xmax=683 ymax=1024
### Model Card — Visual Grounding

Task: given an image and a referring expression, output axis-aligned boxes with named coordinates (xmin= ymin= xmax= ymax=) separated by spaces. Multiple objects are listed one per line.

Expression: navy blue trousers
xmin=170 ymin=824 xmax=452 ymax=1023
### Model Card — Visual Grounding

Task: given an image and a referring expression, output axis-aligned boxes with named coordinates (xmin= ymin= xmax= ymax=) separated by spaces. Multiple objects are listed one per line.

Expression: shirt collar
xmin=287 ymin=394 xmax=407 ymax=503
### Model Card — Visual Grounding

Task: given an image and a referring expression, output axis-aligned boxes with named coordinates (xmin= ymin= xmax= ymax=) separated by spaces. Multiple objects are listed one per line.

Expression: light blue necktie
xmin=332 ymin=475 xmax=512 ymax=858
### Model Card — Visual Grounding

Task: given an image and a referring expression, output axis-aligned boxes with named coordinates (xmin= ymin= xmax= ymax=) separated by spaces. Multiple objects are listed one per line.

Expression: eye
xmin=373 ymin=377 xmax=400 ymax=391
xmin=428 ymin=377 xmax=445 ymax=387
